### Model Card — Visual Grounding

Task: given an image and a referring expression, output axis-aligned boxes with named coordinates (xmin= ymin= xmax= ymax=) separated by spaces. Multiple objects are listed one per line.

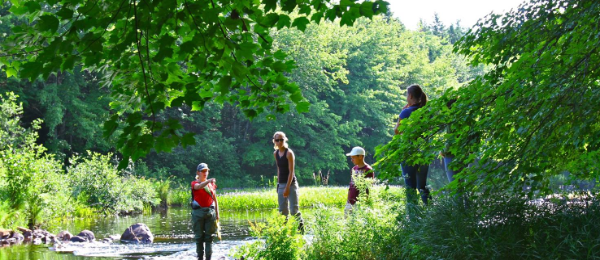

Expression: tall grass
xmin=231 ymin=187 xmax=600 ymax=260
xmin=170 ymin=186 xmax=403 ymax=210
xmin=395 ymin=193 xmax=600 ymax=259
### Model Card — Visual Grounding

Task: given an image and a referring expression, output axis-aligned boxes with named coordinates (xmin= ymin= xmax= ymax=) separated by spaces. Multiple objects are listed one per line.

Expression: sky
xmin=387 ymin=0 xmax=527 ymax=30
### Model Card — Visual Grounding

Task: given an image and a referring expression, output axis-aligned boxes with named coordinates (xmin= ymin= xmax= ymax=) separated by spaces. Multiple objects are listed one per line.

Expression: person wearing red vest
xmin=191 ymin=163 xmax=219 ymax=260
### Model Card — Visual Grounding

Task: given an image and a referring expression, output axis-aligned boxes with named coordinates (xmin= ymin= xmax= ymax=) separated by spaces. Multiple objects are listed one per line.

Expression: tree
xmin=0 ymin=0 xmax=390 ymax=168
xmin=376 ymin=0 xmax=600 ymax=196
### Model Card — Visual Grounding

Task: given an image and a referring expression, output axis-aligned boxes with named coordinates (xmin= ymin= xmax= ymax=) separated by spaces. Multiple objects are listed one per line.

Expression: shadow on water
xmin=0 ymin=208 xmax=287 ymax=260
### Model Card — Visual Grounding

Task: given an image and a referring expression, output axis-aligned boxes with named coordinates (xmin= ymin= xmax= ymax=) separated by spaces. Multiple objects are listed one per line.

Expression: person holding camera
xmin=191 ymin=163 xmax=219 ymax=260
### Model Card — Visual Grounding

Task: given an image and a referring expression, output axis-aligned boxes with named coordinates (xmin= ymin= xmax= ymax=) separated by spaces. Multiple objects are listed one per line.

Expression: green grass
xmin=229 ymin=187 xmax=600 ymax=260
xmin=170 ymin=185 xmax=404 ymax=211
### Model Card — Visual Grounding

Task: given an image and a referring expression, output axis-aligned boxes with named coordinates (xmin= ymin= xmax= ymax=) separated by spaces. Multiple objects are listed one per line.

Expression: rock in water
xmin=120 ymin=223 xmax=154 ymax=244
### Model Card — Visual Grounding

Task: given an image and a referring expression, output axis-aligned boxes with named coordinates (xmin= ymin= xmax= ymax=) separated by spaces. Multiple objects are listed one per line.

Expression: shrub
xmin=233 ymin=215 xmax=306 ymax=260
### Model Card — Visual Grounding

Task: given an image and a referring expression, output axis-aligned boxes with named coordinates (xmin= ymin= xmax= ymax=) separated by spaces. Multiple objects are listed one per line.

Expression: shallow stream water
xmin=0 ymin=207 xmax=284 ymax=260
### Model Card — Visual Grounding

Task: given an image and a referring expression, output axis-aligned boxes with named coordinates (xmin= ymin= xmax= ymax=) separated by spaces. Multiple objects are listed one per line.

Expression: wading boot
xmin=204 ymin=241 xmax=212 ymax=260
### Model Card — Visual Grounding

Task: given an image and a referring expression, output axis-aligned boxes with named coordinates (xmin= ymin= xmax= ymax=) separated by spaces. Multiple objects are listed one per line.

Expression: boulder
xmin=69 ymin=236 xmax=87 ymax=243
xmin=120 ymin=223 xmax=154 ymax=244
xmin=0 ymin=229 xmax=11 ymax=239
xmin=11 ymin=232 xmax=24 ymax=243
xmin=44 ymin=234 xmax=58 ymax=244
xmin=32 ymin=238 xmax=42 ymax=245
xmin=57 ymin=231 xmax=73 ymax=242
xmin=19 ymin=227 xmax=32 ymax=240
xmin=76 ymin=230 xmax=95 ymax=242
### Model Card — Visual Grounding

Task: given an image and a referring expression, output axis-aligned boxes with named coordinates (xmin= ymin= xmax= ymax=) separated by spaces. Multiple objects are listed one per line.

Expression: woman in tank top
xmin=273 ymin=131 xmax=304 ymax=232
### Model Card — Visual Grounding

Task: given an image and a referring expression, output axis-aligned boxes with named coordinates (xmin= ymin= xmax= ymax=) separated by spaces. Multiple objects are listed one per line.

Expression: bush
xmin=233 ymin=215 xmax=306 ymax=260
xmin=0 ymin=92 xmax=72 ymax=228
xmin=67 ymin=152 xmax=160 ymax=214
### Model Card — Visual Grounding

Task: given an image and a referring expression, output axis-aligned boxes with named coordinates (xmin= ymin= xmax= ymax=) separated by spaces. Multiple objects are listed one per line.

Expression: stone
xmin=120 ymin=223 xmax=154 ymax=244
xmin=75 ymin=230 xmax=95 ymax=242
xmin=57 ymin=231 xmax=73 ymax=242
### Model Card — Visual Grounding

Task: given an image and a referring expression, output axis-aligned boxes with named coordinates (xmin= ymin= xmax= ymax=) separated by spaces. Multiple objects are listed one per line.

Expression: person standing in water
xmin=273 ymin=131 xmax=304 ymax=231
xmin=191 ymin=163 xmax=219 ymax=260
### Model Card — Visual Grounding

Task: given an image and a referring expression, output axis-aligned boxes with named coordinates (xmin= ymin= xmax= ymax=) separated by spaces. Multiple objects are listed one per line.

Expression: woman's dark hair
xmin=407 ymin=84 xmax=427 ymax=107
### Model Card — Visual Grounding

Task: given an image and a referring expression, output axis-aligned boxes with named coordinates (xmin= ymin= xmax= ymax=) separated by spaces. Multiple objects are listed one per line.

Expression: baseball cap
xmin=346 ymin=147 xmax=366 ymax=156
xmin=197 ymin=163 xmax=209 ymax=172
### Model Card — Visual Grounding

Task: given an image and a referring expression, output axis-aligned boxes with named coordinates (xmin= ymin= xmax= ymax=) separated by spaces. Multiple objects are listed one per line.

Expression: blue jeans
xmin=443 ymin=156 xmax=469 ymax=209
xmin=444 ymin=156 xmax=463 ymax=182
xmin=401 ymin=162 xmax=430 ymax=204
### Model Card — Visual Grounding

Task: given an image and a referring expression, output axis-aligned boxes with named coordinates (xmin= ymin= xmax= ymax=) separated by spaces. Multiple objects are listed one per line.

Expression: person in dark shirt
xmin=345 ymin=146 xmax=375 ymax=215
xmin=273 ymin=131 xmax=304 ymax=231
xmin=395 ymin=84 xmax=431 ymax=209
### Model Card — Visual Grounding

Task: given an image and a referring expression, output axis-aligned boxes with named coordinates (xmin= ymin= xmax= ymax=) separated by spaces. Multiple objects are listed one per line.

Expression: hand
xmin=208 ymin=178 xmax=216 ymax=184
xmin=283 ymin=187 xmax=290 ymax=198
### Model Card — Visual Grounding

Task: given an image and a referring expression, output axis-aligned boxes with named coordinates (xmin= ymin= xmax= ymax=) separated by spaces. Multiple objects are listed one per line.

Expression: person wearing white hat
xmin=345 ymin=146 xmax=374 ymax=215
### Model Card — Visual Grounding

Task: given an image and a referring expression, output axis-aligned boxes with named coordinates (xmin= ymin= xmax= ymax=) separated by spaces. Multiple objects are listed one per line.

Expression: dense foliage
xmin=376 ymin=0 xmax=600 ymax=196
xmin=0 ymin=0 xmax=390 ymax=169
xmin=0 ymin=93 xmax=160 ymax=229
xmin=1 ymin=10 xmax=471 ymax=187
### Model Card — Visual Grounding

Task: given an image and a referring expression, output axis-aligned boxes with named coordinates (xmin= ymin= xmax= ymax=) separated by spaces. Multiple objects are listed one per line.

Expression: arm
xmin=193 ymin=178 xmax=216 ymax=190
xmin=394 ymin=117 xmax=402 ymax=135
xmin=283 ymin=150 xmax=295 ymax=198
xmin=274 ymin=151 xmax=280 ymax=184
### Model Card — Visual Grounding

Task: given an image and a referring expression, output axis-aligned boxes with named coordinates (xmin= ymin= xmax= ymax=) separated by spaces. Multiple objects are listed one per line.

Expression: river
xmin=0 ymin=207 xmax=285 ymax=260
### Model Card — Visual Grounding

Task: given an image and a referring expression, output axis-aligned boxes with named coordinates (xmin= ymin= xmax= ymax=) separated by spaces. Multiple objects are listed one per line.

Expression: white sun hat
xmin=346 ymin=146 xmax=366 ymax=156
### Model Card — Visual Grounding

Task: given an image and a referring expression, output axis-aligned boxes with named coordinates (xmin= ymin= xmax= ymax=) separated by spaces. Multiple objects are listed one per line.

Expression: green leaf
xmin=340 ymin=6 xmax=360 ymax=27
xmin=360 ymin=1 xmax=374 ymax=19
xmin=61 ymin=56 xmax=76 ymax=71
xmin=292 ymin=17 xmax=310 ymax=31
xmin=170 ymin=97 xmax=185 ymax=107
xmin=290 ymin=91 xmax=303 ymax=102
xmin=262 ymin=0 xmax=277 ymax=12
xmin=103 ymin=115 xmax=119 ymax=138
xmin=274 ymin=50 xmax=287 ymax=60
xmin=24 ymin=1 xmax=42 ymax=13
xmin=153 ymin=47 xmax=174 ymax=62
xmin=181 ymin=133 xmax=196 ymax=148
xmin=20 ymin=61 xmax=43 ymax=82
xmin=281 ymin=0 xmax=297 ymax=12
xmin=56 ymin=7 xmax=74 ymax=20
xmin=311 ymin=12 xmax=324 ymax=23
xmin=296 ymin=101 xmax=310 ymax=113
xmin=9 ymin=5 xmax=28 ymax=15
xmin=218 ymin=76 xmax=232 ymax=94
xmin=37 ymin=15 xmax=60 ymax=33
xmin=299 ymin=6 xmax=312 ymax=15
xmin=6 ymin=68 xmax=17 ymax=78
xmin=277 ymin=15 xmax=291 ymax=29
xmin=340 ymin=0 xmax=354 ymax=9
xmin=243 ymin=109 xmax=257 ymax=118
xmin=261 ymin=13 xmax=279 ymax=27
xmin=117 ymin=155 xmax=130 ymax=170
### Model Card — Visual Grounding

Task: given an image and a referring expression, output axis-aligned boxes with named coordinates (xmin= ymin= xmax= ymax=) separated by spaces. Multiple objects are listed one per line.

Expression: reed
xmin=171 ymin=185 xmax=404 ymax=211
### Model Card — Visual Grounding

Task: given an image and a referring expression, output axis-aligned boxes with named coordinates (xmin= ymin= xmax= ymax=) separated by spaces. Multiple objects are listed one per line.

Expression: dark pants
xmin=192 ymin=207 xmax=216 ymax=260
xmin=401 ymin=163 xmax=431 ymax=205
